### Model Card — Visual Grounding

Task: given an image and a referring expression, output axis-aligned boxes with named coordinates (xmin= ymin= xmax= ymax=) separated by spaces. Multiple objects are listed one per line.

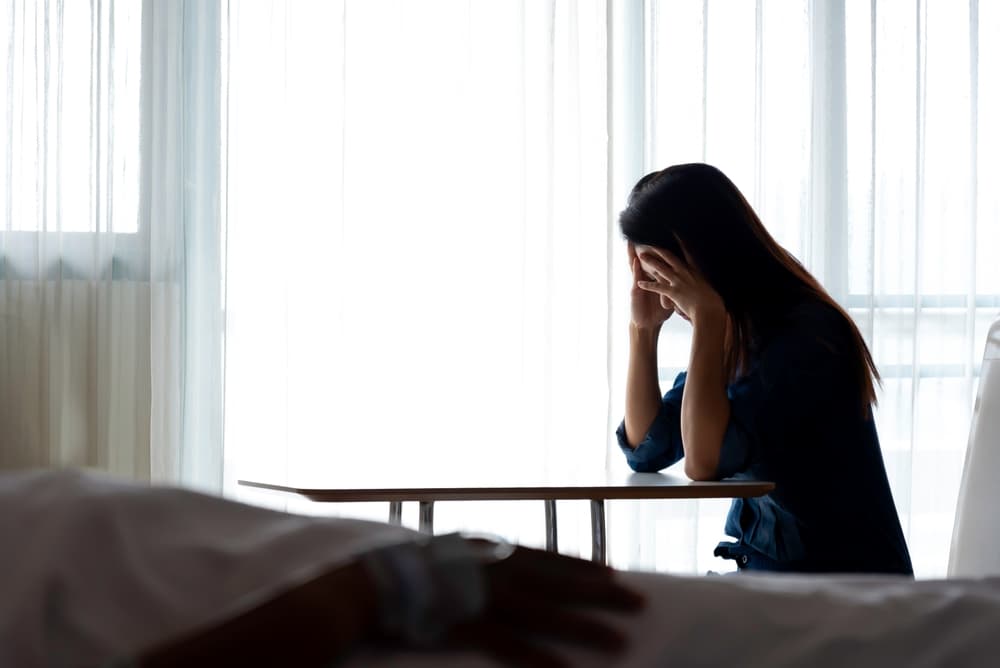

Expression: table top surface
xmin=238 ymin=471 xmax=775 ymax=502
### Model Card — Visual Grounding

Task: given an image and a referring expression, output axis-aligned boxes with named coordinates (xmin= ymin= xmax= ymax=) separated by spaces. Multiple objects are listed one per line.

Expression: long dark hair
xmin=619 ymin=163 xmax=879 ymax=409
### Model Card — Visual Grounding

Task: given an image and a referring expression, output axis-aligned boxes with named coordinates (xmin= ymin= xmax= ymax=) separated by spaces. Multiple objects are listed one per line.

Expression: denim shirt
xmin=617 ymin=303 xmax=913 ymax=575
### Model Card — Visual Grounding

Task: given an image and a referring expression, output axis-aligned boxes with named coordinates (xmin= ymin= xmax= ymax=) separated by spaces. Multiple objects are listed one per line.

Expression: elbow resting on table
xmin=681 ymin=427 xmax=726 ymax=481
xmin=683 ymin=457 xmax=720 ymax=482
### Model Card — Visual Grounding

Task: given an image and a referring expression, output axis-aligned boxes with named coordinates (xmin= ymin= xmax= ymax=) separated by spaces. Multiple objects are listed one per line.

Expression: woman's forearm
xmin=624 ymin=323 xmax=664 ymax=448
xmin=681 ymin=313 xmax=731 ymax=480
xmin=137 ymin=561 xmax=380 ymax=667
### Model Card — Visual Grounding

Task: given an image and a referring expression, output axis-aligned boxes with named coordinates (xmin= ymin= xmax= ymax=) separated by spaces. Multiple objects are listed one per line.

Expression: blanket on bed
xmin=2 ymin=469 xmax=997 ymax=667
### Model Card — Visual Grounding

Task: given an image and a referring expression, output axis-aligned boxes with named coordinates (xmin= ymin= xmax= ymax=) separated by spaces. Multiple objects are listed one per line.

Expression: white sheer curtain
xmin=618 ymin=0 xmax=1000 ymax=577
xmin=0 ymin=0 xmax=223 ymax=490
xmin=222 ymin=0 xmax=611 ymax=553
xmin=844 ymin=0 xmax=1000 ymax=577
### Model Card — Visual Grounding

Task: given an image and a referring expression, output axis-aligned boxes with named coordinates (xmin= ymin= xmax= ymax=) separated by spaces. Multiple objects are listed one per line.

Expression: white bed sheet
xmin=3 ymin=470 xmax=998 ymax=668
xmin=346 ymin=570 xmax=1000 ymax=668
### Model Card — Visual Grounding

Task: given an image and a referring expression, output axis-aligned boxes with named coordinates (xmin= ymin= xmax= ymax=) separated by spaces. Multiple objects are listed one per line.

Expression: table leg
xmin=419 ymin=500 xmax=435 ymax=535
xmin=544 ymin=499 xmax=559 ymax=552
xmin=590 ymin=499 xmax=606 ymax=565
xmin=388 ymin=501 xmax=403 ymax=526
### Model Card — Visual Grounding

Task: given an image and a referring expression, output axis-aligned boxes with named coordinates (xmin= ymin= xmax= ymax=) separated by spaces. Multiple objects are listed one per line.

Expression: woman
xmin=617 ymin=163 xmax=912 ymax=575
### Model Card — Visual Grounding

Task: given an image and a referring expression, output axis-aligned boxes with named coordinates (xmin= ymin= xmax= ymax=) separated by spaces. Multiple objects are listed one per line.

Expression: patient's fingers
xmin=450 ymin=620 xmax=570 ymax=668
xmin=489 ymin=547 xmax=645 ymax=611
xmin=491 ymin=590 xmax=628 ymax=652
xmin=435 ymin=547 xmax=641 ymax=667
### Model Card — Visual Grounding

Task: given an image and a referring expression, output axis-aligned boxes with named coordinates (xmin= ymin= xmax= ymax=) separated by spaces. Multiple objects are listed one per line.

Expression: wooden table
xmin=239 ymin=472 xmax=774 ymax=565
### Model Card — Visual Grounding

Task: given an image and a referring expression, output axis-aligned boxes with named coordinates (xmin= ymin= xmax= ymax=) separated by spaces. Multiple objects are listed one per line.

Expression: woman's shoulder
xmin=787 ymin=299 xmax=850 ymax=336
xmin=759 ymin=298 xmax=854 ymax=360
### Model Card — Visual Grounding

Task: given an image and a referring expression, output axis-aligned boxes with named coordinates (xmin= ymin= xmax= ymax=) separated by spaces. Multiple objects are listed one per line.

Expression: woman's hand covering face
xmin=628 ymin=242 xmax=674 ymax=330
xmin=635 ymin=244 xmax=726 ymax=327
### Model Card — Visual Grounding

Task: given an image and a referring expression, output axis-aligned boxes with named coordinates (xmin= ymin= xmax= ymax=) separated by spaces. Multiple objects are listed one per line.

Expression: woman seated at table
xmin=618 ymin=163 xmax=912 ymax=575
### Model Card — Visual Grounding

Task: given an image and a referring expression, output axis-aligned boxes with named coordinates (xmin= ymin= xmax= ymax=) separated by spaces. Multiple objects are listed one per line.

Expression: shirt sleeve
xmin=617 ymin=370 xmax=757 ymax=477
xmin=716 ymin=377 xmax=759 ymax=478
xmin=616 ymin=372 xmax=687 ymax=473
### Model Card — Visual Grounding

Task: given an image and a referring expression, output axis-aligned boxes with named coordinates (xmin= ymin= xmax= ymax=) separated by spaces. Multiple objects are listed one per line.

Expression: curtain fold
xmin=146 ymin=0 xmax=224 ymax=491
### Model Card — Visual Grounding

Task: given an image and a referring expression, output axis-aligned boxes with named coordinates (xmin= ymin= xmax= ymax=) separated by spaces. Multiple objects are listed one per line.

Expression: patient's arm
xmin=134 ymin=541 xmax=643 ymax=668
xmin=136 ymin=559 xmax=379 ymax=667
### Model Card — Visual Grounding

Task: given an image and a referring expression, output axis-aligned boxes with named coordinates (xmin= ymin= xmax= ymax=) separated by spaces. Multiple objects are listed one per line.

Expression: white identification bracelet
xmin=361 ymin=533 xmax=513 ymax=646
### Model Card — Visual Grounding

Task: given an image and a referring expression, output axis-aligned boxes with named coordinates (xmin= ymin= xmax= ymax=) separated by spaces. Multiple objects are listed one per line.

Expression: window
xmin=2 ymin=0 xmax=145 ymax=279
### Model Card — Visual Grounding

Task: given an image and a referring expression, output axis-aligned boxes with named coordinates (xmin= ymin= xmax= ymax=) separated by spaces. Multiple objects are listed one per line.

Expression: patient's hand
xmin=135 ymin=539 xmax=642 ymax=668
xmin=448 ymin=546 xmax=644 ymax=667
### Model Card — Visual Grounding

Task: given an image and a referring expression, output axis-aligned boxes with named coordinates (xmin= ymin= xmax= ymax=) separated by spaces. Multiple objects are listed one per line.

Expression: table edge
xmin=238 ymin=479 xmax=776 ymax=502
